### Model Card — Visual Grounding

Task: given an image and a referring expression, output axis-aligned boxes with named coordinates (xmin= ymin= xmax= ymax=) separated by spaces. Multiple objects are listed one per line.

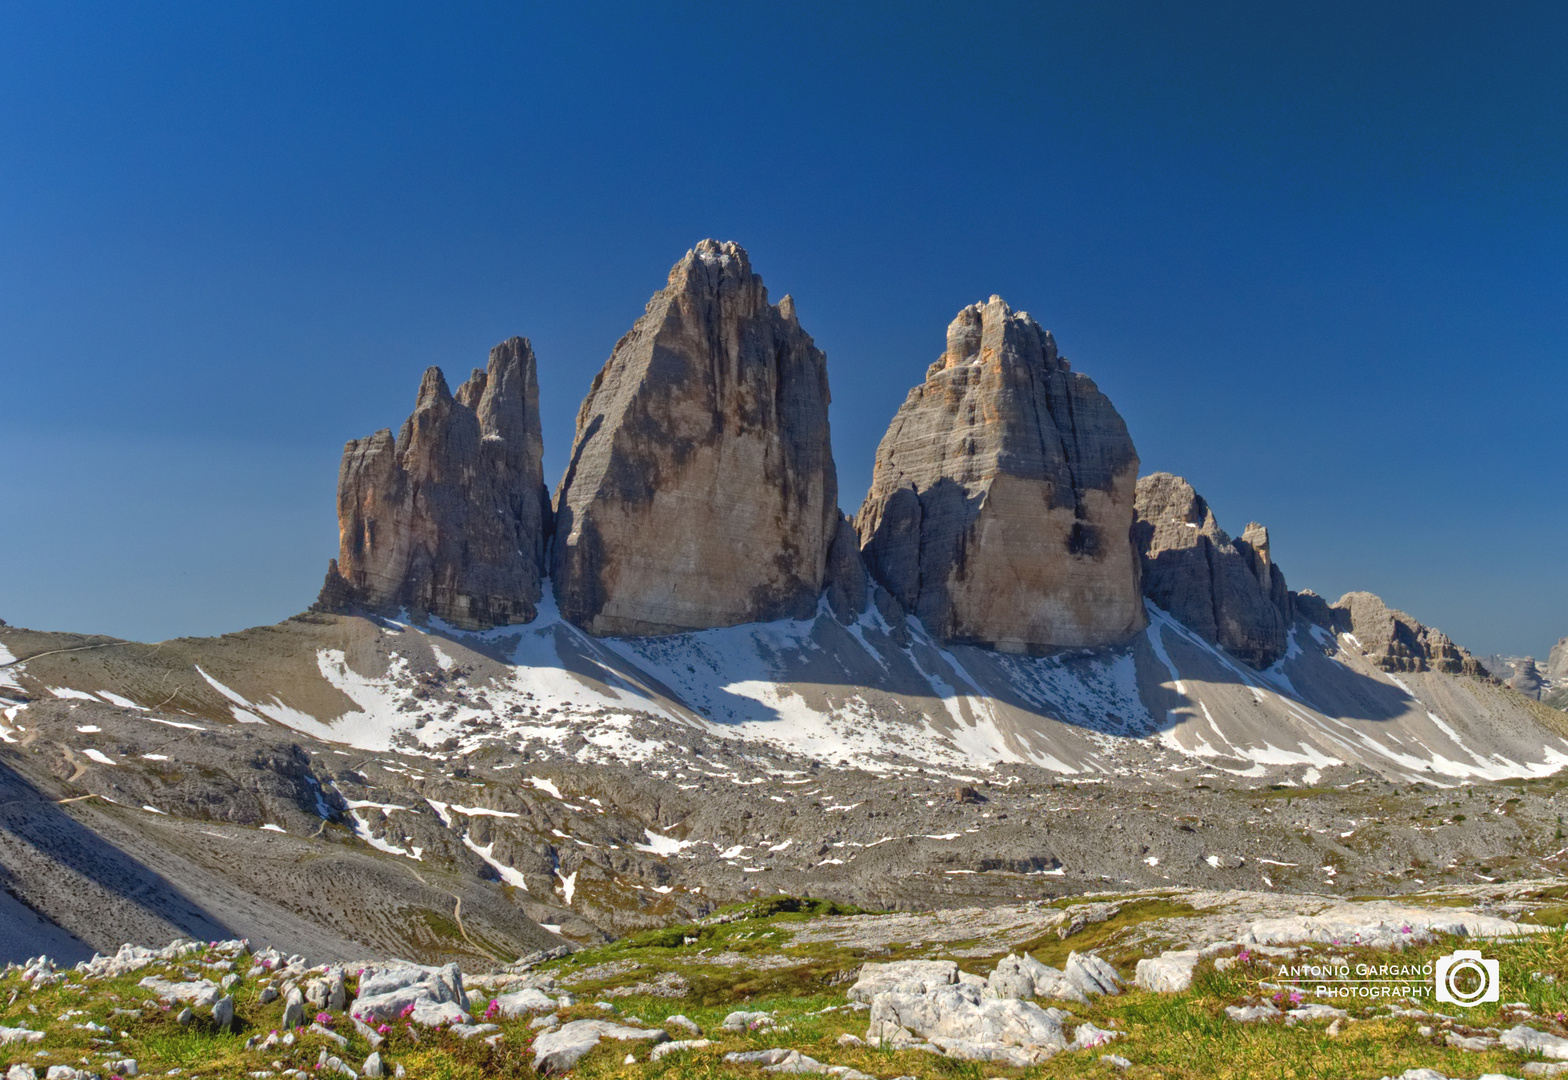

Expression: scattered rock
xmin=1503 ymin=1024 xmax=1568 ymax=1060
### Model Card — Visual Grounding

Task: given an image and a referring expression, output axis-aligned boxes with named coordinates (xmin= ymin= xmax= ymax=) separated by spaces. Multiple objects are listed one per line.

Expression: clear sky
xmin=2 ymin=2 xmax=1564 ymax=658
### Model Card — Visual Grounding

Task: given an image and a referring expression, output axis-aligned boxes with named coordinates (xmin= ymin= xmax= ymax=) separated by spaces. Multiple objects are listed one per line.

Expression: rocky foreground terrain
xmin=5 ymin=887 xmax=1568 ymax=1079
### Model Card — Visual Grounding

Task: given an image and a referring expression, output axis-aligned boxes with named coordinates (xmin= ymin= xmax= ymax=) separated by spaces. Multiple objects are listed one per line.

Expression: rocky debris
xmin=855 ymin=295 xmax=1143 ymax=652
xmin=722 ymin=1048 xmax=873 ymax=1078
xmin=1297 ymin=591 xmax=1488 ymax=676
xmin=1133 ymin=473 xmax=1293 ymax=668
xmin=350 ymin=962 xmax=470 ymax=1026
xmin=530 ymin=1019 xmax=668 ymax=1074
xmin=1238 ymin=906 xmax=1543 ymax=947
xmin=317 ymin=337 xmax=550 ymax=630
xmin=552 ymin=240 xmax=838 ymax=636
xmin=1503 ymin=1025 xmax=1568 ymax=1060
xmin=76 ymin=940 xmax=207 ymax=980
xmin=0 ymin=1026 xmax=42 ymax=1045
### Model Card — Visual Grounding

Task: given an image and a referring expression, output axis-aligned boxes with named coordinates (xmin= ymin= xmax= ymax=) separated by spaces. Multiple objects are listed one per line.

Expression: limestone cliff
xmin=855 ymin=296 xmax=1144 ymax=652
xmin=552 ymin=240 xmax=838 ymax=636
xmin=1132 ymin=472 xmax=1293 ymax=668
xmin=316 ymin=337 xmax=550 ymax=630
xmin=1295 ymin=589 xmax=1488 ymax=677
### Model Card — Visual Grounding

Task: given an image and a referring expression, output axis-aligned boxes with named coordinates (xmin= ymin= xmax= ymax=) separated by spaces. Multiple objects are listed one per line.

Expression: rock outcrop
xmin=1486 ymin=656 xmax=1544 ymax=698
xmin=1549 ymin=639 xmax=1568 ymax=684
xmin=551 ymin=240 xmax=838 ymax=636
xmin=316 ymin=338 xmax=550 ymax=630
xmin=1296 ymin=590 xmax=1488 ymax=676
xmin=1132 ymin=473 xmax=1293 ymax=668
xmin=854 ymin=296 xmax=1143 ymax=652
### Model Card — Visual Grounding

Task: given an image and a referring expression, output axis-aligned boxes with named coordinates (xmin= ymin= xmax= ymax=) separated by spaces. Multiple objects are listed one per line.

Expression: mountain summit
xmin=855 ymin=296 xmax=1143 ymax=652
xmin=551 ymin=240 xmax=839 ymax=636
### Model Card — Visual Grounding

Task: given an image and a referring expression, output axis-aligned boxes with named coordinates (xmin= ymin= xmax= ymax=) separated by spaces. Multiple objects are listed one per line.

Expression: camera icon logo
xmin=1434 ymin=950 xmax=1500 ymax=1007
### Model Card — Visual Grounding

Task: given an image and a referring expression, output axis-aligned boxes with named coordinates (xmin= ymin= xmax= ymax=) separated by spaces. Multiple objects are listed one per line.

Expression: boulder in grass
xmin=489 ymin=987 xmax=557 ymax=1018
xmin=847 ymin=961 xmax=958 ymax=1003
xmin=137 ymin=977 xmax=221 ymax=1009
xmin=531 ymin=1020 xmax=668 ymax=1075
xmin=1133 ymin=951 xmax=1200 ymax=993
xmin=352 ymin=962 xmax=469 ymax=1026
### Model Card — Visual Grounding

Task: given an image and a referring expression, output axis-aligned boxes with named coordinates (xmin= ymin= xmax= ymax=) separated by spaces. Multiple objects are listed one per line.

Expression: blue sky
xmin=2 ymin=2 xmax=1564 ymax=658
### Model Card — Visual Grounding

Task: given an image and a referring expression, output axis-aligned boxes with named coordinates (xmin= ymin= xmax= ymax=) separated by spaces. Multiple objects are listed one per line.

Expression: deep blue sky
xmin=2 ymin=2 xmax=1564 ymax=658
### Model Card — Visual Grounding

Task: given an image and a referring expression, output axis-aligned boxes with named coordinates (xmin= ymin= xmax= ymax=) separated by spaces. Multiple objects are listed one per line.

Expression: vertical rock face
xmin=316 ymin=337 xmax=550 ymax=630
xmin=854 ymin=296 xmax=1144 ymax=652
xmin=552 ymin=240 xmax=838 ymax=636
xmin=1132 ymin=473 xmax=1293 ymax=668
xmin=1549 ymin=639 xmax=1568 ymax=684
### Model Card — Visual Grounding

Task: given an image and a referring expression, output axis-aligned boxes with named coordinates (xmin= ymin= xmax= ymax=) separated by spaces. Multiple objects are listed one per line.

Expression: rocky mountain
xmin=855 ymin=296 xmax=1143 ymax=653
xmin=551 ymin=241 xmax=838 ymax=637
xmin=1132 ymin=473 xmax=1292 ymax=669
xmin=1486 ymin=655 xmax=1548 ymax=699
xmin=1294 ymin=590 xmax=1487 ymax=676
xmin=316 ymin=338 xmax=550 ymax=630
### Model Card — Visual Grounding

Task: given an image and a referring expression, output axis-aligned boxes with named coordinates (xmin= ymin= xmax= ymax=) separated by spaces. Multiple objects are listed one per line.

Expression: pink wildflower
xmin=377 ymin=1024 xmax=390 ymax=1035
xmin=315 ymin=1011 xmax=333 ymax=1027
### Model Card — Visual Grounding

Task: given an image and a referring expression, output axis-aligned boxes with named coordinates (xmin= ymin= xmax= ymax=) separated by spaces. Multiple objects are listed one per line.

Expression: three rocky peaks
xmin=316 ymin=239 xmax=1485 ymax=676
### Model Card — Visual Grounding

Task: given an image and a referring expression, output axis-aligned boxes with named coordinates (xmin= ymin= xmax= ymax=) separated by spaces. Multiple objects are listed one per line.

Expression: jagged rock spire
xmin=316 ymin=337 xmax=550 ymax=629
xmin=1133 ymin=472 xmax=1292 ymax=668
xmin=552 ymin=240 xmax=838 ymax=636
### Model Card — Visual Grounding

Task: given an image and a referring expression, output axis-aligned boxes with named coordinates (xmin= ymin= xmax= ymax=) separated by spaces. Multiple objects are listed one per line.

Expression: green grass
xmin=7 ymin=903 xmax=1568 ymax=1078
